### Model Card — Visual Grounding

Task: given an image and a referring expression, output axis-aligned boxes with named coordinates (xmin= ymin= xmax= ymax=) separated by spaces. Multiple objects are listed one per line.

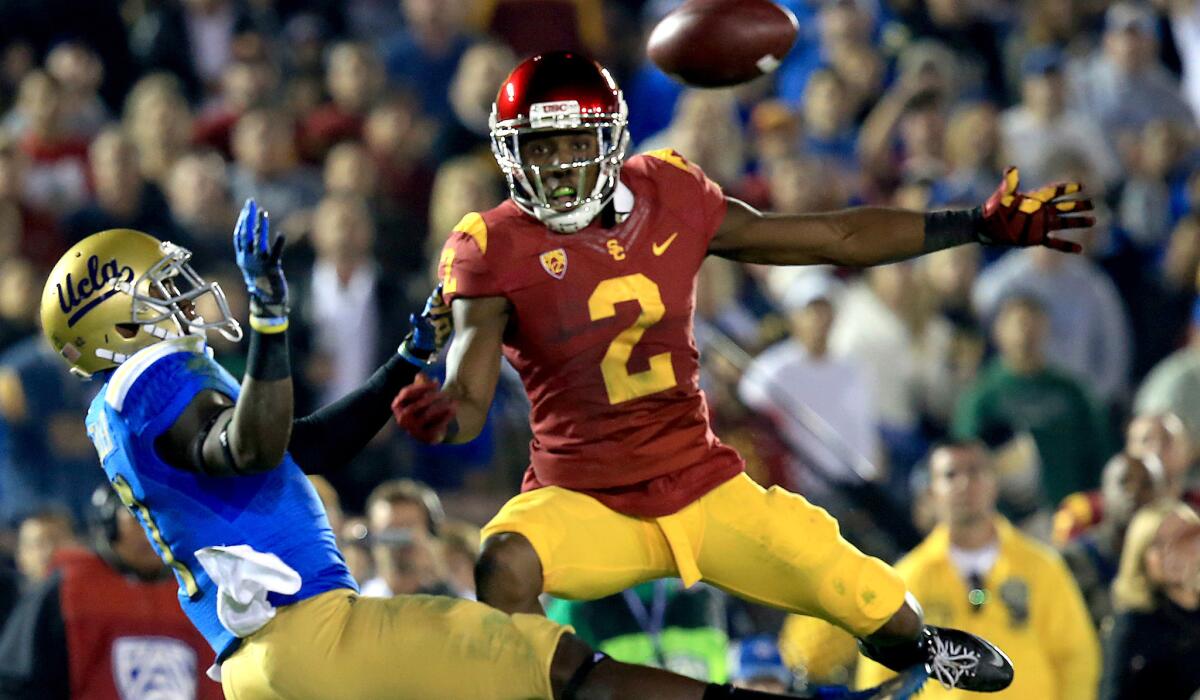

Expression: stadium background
xmin=0 ymin=0 xmax=1199 ymax=694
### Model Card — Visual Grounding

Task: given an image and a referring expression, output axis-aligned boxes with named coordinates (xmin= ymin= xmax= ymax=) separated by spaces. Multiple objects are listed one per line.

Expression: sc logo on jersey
xmin=540 ymin=249 xmax=567 ymax=279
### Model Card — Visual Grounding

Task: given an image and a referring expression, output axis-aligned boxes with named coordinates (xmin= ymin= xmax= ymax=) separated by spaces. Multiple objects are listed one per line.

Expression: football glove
xmin=233 ymin=198 xmax=289 ymax=330
xmin=977 ymin=167 xmax=1094 ymax=253
xmin=392 ymin=374 xmax=457 ymax=443
xmin=399 ymin=283 xmax=452 ymax=368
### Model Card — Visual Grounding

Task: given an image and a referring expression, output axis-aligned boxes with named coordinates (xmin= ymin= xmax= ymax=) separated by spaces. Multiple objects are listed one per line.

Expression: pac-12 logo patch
xmin=540 ymin=248 xmax=567 ymax=279
xmin=112 ymin=636 xmax=198 ymax=700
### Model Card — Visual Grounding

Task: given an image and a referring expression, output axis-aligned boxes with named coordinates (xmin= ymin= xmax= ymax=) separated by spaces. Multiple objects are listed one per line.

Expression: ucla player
xmin=43 ymin=201 xmax=920 ymax=699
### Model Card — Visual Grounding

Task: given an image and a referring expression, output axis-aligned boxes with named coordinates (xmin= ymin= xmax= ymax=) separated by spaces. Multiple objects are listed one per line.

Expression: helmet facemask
xmin=491 ymin=99 xmax=629 ymax=233
xmin=116 ymin=242 xmax=243 ymax=347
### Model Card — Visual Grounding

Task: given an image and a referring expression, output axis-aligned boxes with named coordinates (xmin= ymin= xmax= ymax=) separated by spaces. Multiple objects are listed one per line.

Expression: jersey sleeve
xmin=638 ymin=149 xmax=728 ymax=244
xmin=437 ymin=212 xmax=504 ymax=303
xmin=103 ymin=339 xmax=234 ymax=441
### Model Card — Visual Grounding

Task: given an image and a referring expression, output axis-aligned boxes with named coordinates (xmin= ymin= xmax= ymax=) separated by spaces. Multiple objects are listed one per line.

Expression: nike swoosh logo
xmin=652 ymin=233 xmax=678 ymax=256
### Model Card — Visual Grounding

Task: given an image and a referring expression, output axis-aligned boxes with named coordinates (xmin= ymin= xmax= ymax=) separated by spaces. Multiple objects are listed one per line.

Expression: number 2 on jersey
xmin=588 ymin=273 xmax=676 ymax=404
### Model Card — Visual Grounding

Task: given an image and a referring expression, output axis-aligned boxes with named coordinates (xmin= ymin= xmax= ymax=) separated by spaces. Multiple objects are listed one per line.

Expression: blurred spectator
xmin=829 ymin=262 xmax=954 ymax=471
xmin=953 ymin=294 xmax=1116 ymax=507
xmin=729 ymin=635 xmax=792 ymax=692
xmin=62 ymin=127 xmax=180 ymax=246
xmin=228 ymin=108 xmax=321 ymax=236
xmin=299 ymin=42 xmax=384 ymax=162
xmin=43 ymin=41 xmax=108 ymax=139
xmin=365 ymin=479 xmax=444 ymax=543
xmin=122 ymin=73 xmax=194 ymax=189
xmin=762 ymin=155 xmax=847 ymax=216
xmin=1136 ymin=300 xmax=1200 ymax=443
xmin=859 ymin=85 xmax=947 ymax=195
xmin=0 ymin=257 xmax=38 ymax=354
xmin=800 ymin=69 xmax=859 ymax=191
xmin=480 ymin=0 xmax=607 ymax=58
xmin=856 ymin=441 xmax=1100 ymax=699
xmin=437 ymin=41 xmax=518 ymax=161
xmin=1118 ymin=120 xmax=1193 ymax=255
xmin=297 ymin=194 xmax=410 ymax=406
xmin=938 ymin=101 xmax=1002 ymax=205
xmin=11 ymin=71 xmax=89 ymax=215
xmin=1125 ymin=412 xmax=1196 ymax=501
xmin=1001 ymin=48 xmax=1120 ymax=193
xmin=15 ymin=509 xmax=75 ymax=586
xmin=1059 ymin=453 xmax=1162 ymax=630
xmin=439 ymin=519 xmax=482 ymax=599
xmin=974 ymin=247 xmax=1131 ymax=405
xmin=0 ymin=337 xmax=103 ymax=527
xmin=165 ymin=149 xmax=237 ymax=269
xmin=775 ymin=0 xmax=878 ymax=109
xmin=363 ymin=96 xmax=437 ymax=245
xmin=1070 ymin=1 xmax=1195 ymax=136
xmin=0 ymin=485 xmax=219 ymax=700
xmin=1103 ymin=502 xmax=1200 ymax=698
xmin=1171 ymin=0 xmax=1200 ymax=120
xmin=128 ymin=0 xmax=259 ymax=102
xmin=546 ymin=580 xmax=730 ymax=682
xmin=0 ymin=132 xmax=64 ymax=271
xmin=382 ymin=0 xmax=476 ymax=121
xmin=642 ymin=89 xmax=746 ymax=187
xmin=363 ymin=528 xmax=452 ymax=597
xmin=192 ymin=57 xmax=278 ymax=157
xmin=919 ymin=246 xmax=981 ymax=322
xmin=739 ymin=272 xmax=881 ymax=486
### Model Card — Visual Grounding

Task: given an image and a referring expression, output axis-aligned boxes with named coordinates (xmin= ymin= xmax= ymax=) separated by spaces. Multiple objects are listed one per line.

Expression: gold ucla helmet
xmin=41 ymin=229 xmax=242 ymax=378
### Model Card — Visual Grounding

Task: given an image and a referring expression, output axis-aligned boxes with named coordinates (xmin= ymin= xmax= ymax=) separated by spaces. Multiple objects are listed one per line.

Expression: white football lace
xmin=926 ymin=634 xmax=980 ymax=689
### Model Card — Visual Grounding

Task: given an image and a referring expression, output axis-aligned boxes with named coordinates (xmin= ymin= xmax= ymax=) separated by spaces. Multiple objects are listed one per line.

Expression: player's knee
xmin=475 ymin=532 xmax=543 ymax=605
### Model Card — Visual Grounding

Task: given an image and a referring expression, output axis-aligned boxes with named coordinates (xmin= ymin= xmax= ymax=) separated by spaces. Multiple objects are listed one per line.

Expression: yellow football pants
xmin=220 ymin=589 xmax=567 ymax=700
xmin=483 ymin=473 xmax=906 ymax=636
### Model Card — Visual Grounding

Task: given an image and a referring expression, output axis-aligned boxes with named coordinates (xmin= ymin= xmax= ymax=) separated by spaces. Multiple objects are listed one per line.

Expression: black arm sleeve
xmin=288 ymin=354 xmax=420 ymax=474
xmin=0 ymin=575 xmax=68 ymax=700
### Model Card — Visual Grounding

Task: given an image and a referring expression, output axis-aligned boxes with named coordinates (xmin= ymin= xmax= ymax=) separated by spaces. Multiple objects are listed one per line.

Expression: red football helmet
xmin=490 ymin=51 xmax=629 ymax=233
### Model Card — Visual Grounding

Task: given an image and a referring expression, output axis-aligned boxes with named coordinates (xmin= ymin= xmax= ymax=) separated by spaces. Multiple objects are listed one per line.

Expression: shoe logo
xmin=652 ymin=233 xmax=678 ymax=256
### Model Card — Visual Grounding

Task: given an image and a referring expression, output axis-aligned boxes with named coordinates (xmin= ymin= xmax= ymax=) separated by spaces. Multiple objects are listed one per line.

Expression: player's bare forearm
xmin=440 ymin=296 xmax=509 ymax=444
xmin=223 ymin=373 xmax=293 ymax=470
xmin=708 ymin=198 xmax=935 ymax=267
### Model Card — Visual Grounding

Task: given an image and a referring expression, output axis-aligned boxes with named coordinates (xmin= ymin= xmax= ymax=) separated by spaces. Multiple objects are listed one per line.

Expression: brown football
xmin=647 ymin=0 xmax=799 ymax=88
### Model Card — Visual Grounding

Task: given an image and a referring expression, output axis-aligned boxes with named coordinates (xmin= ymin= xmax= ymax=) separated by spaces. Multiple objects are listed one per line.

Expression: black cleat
xmin=859 ymin=626 xmax=1013 ymax=693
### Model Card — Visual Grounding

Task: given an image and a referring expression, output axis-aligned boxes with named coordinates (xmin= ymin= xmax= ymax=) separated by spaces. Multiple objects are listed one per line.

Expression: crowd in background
xmin=2 ymin=0 xmax=1200 ymax=696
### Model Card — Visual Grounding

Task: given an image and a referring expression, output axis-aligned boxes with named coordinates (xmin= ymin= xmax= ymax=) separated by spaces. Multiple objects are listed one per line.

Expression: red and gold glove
xmin=391 ymin=374 xmax=457 ymax=443
xmin=978 ymin=167 xmax=1094 ymax=253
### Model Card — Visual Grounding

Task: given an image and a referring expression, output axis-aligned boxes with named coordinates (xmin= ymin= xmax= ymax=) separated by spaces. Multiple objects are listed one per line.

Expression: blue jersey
xmin=84 ymin=336 xmax=357 ymax=660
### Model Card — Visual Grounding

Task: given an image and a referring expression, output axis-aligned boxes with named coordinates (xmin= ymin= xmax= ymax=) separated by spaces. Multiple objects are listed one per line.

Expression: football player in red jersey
xmin=395 ymin=51 xmax=1093 ymax=694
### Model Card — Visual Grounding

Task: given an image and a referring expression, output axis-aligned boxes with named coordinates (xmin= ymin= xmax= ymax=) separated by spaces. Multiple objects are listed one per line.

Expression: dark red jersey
xmin=440 ymin=150 xmax=745 ymax=517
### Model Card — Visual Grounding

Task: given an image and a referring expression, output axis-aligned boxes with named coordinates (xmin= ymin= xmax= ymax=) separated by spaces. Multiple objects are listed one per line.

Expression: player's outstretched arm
xmin=288 ymin=286 xmax=450 ymax=474
xmin=707 ymin=167 xmax=1094 ymax=267
xmin=157 ymin=200 xmax=293 ymax=476
xmin=393 ymin=295 xmax=508 ymax=444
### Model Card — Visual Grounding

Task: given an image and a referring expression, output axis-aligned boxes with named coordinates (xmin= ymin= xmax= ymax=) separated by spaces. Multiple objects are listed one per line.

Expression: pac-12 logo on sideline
xmin=112 ymin=636 xmax=198 ymax=700
xmin=540 ymin=249 xmax=568 ymax=279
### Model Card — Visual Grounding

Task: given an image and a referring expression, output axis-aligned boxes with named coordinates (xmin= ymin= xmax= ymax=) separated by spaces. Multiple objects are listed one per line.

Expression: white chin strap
xmin=534 ymin=199 xmax=606 ymax=233
xmin=531 ymin=180 xmax=634 ymax=233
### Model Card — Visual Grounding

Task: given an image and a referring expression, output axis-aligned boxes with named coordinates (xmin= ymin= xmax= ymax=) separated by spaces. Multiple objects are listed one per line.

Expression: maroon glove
xmin=391 ymin=374 xmax=457 ymax=443
xmin=978 ymin=167 xmax=1095 ymax=253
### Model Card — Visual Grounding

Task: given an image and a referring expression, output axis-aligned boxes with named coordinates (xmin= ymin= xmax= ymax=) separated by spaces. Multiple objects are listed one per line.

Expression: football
xmin=647 ymin=0 xmax=799 ymax=88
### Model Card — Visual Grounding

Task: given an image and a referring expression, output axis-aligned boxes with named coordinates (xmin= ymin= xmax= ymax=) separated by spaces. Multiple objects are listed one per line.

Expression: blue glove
xmin=399 ymin=284 xmax=452 ymax=368
xmin=233 ymin=198 xmax=288 ymax=330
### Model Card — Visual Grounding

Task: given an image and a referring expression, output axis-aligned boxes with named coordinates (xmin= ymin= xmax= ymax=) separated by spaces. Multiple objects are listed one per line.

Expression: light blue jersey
xmin=84 ymin=336 xmax=357 ymax=660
